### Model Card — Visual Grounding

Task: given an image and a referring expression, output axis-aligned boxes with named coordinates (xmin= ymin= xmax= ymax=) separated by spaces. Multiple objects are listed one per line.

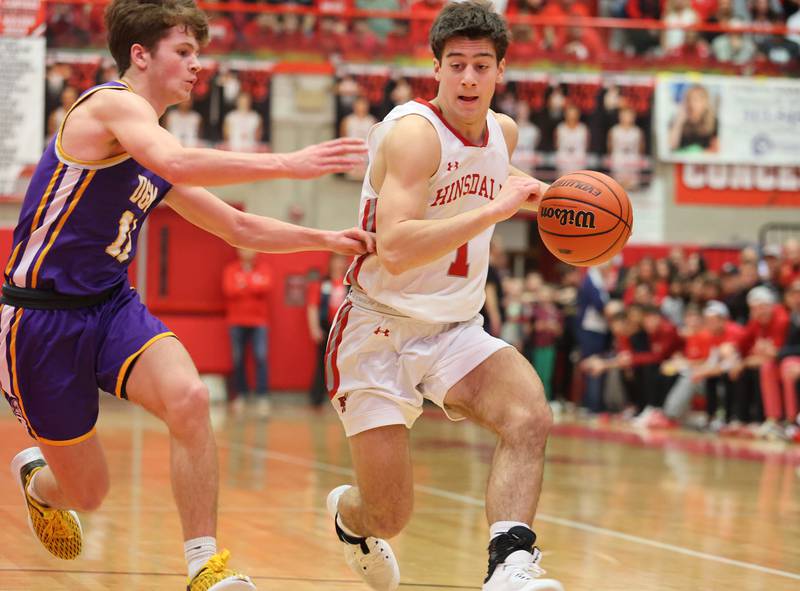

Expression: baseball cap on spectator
xmin=720 ymin=262 xmax=738 ymax=276
xmin=762 ymin=244 xmax=781 ymax=258
xmin=703 ymin=300 xmax=730 ymax=318
xmin=746 ymin=285 xmax=776 ymax=306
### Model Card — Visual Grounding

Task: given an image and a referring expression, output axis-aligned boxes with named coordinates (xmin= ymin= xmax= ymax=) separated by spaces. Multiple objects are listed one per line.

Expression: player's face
xmin=149 ymin=26 xmax=201 ymax=104
xmin=434 ymin=37 xmax=504 ymax=125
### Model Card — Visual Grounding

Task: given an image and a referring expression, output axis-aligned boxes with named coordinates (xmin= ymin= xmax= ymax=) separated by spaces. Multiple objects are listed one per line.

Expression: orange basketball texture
xmin=537 ymin=170 xmax=633 ymax=266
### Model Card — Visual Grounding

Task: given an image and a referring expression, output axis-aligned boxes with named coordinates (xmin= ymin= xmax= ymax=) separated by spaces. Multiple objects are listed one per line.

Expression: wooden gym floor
xmin=0 ymin=394 xmax=798 ymax=591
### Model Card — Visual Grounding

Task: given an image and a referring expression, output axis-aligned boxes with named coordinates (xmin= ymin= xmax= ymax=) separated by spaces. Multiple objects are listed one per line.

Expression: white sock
xmin=336 ymin=513 xmax=362 ymax=538
xmin=490 ymin=521 xmax=530 ymax=540
xmin=185 ymin=536 xmax=217 ymax=579
xmin=27 ymin=470 xmax=49 ymax=506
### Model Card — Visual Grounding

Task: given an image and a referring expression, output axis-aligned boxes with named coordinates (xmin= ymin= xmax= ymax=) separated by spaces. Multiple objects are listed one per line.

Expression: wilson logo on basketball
xmin=539 ymin=206 xmax=596 ymax=229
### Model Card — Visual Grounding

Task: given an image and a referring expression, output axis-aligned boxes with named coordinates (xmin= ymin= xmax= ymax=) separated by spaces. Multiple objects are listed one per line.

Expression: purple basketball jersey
xmin=4 ymin=81 xmax=172 ymax=295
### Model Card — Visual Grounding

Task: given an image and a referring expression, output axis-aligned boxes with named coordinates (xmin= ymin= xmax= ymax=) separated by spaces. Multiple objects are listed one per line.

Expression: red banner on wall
xmin=675 ymin=164 xmax=800 ymax=207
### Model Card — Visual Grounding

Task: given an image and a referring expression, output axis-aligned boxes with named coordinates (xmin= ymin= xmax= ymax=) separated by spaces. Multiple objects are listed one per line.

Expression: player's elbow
xmin=160 ymin=151 xmax=192 ymax=185
xmin=377 ymin=239 xmax=406 ymax=275
xmin=223 ymin=211 xmax=251 ymax=248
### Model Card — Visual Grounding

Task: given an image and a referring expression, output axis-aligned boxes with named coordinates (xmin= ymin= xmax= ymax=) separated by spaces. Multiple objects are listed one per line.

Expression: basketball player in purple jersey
xmin=2 ymin=1 xmax=373 ymax=589
xmin=324 ymin=2 xmax=563 ymax=591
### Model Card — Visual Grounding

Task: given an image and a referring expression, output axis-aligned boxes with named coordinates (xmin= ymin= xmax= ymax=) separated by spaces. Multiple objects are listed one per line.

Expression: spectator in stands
xmin=669 ymin=84 xmax=719 ymax=153
xmin=661 ymin=277 xmax=689 ymax=327
xmin=528 ymin=284 xmax=563 ymax=401
xmin=608 ymin=105 xmax=644 ymax=189
xmin=47 ymin=85 xmax=78 ymax=140
xmin=661 ymin=0 xmax=701 ymax=52
xmin=650 ymin=305 xmax=712 ymax=428
xmin=482 ymin=240 xmax=507 ymax=337
xmin=577 ymin=263 xmax=616 ymax=412
xmin=307 ymin=254 xmax=349 ymax=408
xmin=779 ymin=238 xmax=800 ymax=288
xmin=389 ymin=77 xmax=413 ymax=106
xmin=512 ymin=100 xmax=541 ymax=174
xmin=340 ymin=96 xmax=377 ymax=180
xmin=728 ymin=261 xmax=766 ymax=323
xmin=729 ymin=286 xmax=790 ymax=436
xmin=702 ymin=300 xmax=744 ymax=430
xmin=778 ymin=279 xmax=800 ymax=434
xmin=356 ymin=0 xmax=405 ymax=41
xmin=502 ymin=277 xmax=526 ymax=350
xmin=712 ymin=19 xmax=758 ymax=63
xmin=165 ymin=99 xmax=203 ymax=148
xmin=625 ymin=0 xmax=662 ymax=54
xmin=705 ymin=0 xmax=736 ymax=43
xmin=631 ymin=305 xmax=683 ymax=423
xmin=555 ymin=103 xmax=589 ymax=176
xmin=223 ymin=92 xmax=263 ymax=152
xmin=760 ymin=244 xmax=783 ymax=292
xmin=410 ymin=0 xmax=446 ymax=49
xmin=223 ymin=249 xmax=274 ymax=417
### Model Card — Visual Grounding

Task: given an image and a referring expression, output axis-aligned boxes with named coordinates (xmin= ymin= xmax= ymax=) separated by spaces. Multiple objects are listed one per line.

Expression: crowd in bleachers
xmin=44 ymin=0 xmax=800 ymax=69
xmin=488 ymin=239 xmax=800 ymax=443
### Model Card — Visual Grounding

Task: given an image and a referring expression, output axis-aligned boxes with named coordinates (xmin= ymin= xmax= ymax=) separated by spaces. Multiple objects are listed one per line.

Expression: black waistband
xmin=0 ymin=282 xmax=123 ymax=310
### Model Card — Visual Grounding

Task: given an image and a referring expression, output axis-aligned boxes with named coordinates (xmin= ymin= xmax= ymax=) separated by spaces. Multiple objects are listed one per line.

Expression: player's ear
xmin=496 ymin=58 xmax=506 ymax=84
xmin=433 ymin=58 xmax=442 ymax=82
xmin=130 ymin=43 xmax=149 ymax=70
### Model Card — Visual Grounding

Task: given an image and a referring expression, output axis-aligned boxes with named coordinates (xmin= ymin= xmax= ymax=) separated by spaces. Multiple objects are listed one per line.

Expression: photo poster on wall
xmin=44 ymin=52 xmax=274 ymax=151
xmin=334 ymin=64 xmax=655 ymax=190
xmin=655 ymin=73 xmax=800 ymax=165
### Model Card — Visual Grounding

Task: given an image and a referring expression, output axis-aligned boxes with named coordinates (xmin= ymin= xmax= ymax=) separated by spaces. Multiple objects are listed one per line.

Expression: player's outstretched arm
xmin=493 ymin=112 xmax=549 ymax=212
xmin=165 ymin=185 xmax=375 ymax=255
xmin=376 ymin=116 xmax=540 ymax=275
xmin=96 ymin=91 xmax=366 ymax=186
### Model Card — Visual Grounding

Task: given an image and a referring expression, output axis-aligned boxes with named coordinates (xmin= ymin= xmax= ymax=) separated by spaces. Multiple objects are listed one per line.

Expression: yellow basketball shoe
xmin=10 ymin=447 xmax=83 ymax=560
xmin=187 ymin=550 xmax=256 ymax=591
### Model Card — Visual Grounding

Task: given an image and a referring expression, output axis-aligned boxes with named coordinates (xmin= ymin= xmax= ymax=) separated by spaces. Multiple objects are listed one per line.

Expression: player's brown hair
xmin=429 ymin=0 xmax=511 ymax=63
xmin=105 ymin=0 xmax=209 ymax=75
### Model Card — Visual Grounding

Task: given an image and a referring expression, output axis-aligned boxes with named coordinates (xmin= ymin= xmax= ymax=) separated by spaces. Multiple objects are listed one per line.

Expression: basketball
xmin=537 ymin=170 xmax=633 ymax=267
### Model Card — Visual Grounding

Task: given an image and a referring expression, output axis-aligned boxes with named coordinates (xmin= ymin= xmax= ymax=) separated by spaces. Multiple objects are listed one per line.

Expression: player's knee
xmin=500 ymin=391 xmax=552 ymax=445
xmin=164 ymin=380 xmax=210 ymax=429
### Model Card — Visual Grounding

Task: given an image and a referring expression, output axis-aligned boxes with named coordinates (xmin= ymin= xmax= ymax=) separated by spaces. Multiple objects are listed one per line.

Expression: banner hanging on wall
xmin=675 ymin=163 xmax=800 ymax=207
xmin=655 ymin=73 xmax=800 ymax=165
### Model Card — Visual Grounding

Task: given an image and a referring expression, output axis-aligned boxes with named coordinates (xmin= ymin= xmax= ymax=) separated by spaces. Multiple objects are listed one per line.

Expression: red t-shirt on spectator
xmin=737 ymin=305 xmax=790 ymax=355
xmin=618 ymin=319 xmax=682 ymax=365
xmin=307 ymin=277 xmax=348 ymax=323
xmin=708 ymin=321 xmax=746 ymax=348
xmin=222 ymin=260 xmax=273 ymax=327
xmin=684 ymin=329 xmax=713 ymax=360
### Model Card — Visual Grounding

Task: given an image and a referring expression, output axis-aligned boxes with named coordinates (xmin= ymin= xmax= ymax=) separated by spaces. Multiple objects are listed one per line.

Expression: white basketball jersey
xmin=345 ymin=99 xmax=509 ymax=323
xmin=609 ymin=125 xmax=642 ymax=157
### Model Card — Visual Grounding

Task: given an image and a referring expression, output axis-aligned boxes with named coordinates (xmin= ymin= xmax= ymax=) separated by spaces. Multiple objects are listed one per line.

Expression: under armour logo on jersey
xmin=447 ymin=161 xmax=460 ymax=171
xmin=374 ymin=327 xmax=390 ymax=337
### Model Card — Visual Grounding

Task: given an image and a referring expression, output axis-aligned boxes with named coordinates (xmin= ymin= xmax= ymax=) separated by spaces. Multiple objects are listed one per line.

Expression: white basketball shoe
xmin=326 ymin=485 xmax=400 ymax=591
xmin=482 ymin=526 xmax=564 ymax=591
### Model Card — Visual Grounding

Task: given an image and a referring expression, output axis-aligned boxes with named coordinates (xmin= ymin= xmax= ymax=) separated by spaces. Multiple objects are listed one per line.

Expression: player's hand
xmin=489 ymin=176 xmax=543 ymax=223
xmin=285 ymin=138 xmax=368 ymax=179
xmin=326 ymin=228 xmax=376 ymax=256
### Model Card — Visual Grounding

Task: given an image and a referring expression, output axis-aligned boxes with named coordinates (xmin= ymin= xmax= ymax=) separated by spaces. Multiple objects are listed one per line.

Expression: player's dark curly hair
xmin=429 ymin=0 xmax=511 ymax=63
xmin=105 ymin=0 xmax=209 ymax=75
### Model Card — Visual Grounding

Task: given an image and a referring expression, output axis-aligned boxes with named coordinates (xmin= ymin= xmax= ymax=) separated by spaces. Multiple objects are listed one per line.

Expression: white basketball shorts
xmin=324 ymin=289 xmax=511 ymax=436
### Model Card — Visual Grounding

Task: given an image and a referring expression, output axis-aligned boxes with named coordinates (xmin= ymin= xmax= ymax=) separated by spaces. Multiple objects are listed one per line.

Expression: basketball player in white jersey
xmin=324 ymin=2 xmax=564 ymax=590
